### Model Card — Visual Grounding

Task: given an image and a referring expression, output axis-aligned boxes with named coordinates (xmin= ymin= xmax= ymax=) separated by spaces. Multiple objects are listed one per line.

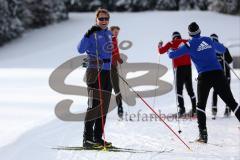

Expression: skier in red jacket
xmin=158 ymin=31 xmax=196 ymax=117
xmin=110 ymin=26 xmax=124 ymax=118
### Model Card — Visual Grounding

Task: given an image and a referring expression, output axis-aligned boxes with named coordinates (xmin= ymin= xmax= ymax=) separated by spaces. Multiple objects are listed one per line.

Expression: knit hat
xmin=188 ymin=22 xmax=201 ymax=36
xmin=172 ymin=31 xmax=181 ymax=40
xmin=210 ymin=33 xmax=219 ymax=41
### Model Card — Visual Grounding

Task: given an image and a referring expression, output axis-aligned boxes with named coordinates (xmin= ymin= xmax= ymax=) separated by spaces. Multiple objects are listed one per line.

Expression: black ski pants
xmin=212 ymin=68 xmax=231 ymax=109
xmin=83 ymin=68 xmax=112 ymax=140
xmin=111 ymin=64 xmax=122 ymax=107
xmin=197 ymin=70 xmax=240 ymax=132
xmin=175 ymin=65 xmax=196 ymax=111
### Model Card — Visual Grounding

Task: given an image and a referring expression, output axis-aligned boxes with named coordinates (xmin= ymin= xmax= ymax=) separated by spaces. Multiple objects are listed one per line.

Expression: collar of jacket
xmin=192 ymin=34 xmax=201 ymax=38
xmin=96 ymin=25 xmax=108 ymax=31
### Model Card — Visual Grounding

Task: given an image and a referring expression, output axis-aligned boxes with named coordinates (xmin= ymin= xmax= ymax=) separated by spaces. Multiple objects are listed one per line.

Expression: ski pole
xmin=222 ymin=54 xmax=226 ymax=77
xmin=117 ymin=73 xmax=191 ymax=150
xmin=94 ymin=32 xmax=107 ymax=149
xmin=172 ymin=63 xmax=182 ymax=134
xmin=220 ymin=57 xmax=240 ymax=81
xmin=153 ymin=55 xmax=161 ymax=108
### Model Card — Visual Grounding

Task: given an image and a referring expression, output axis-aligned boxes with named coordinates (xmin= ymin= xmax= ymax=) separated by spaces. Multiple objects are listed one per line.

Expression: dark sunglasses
xmin=98 ymin=17 xmax=110 ymax=21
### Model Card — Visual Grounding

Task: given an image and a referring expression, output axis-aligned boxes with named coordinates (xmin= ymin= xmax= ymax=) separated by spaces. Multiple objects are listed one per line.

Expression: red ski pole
xmin=94 ymin=32 xmax=106 ymax=149
xmin=118 ymin=74 xmax=192 ymax=150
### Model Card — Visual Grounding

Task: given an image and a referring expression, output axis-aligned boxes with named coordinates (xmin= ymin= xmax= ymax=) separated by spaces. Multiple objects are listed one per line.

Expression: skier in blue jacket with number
xmin=77 ymin=8 xmax=113 ymax=149
xmin=168 ymin=22 xmax=240 ymax=143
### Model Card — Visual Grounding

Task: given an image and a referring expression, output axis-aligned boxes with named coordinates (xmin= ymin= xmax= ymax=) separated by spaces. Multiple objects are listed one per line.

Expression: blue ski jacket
xmin=168 ymin=34 xmax=226 ymax=74
xmin=77 ymin=27 xmax=112 ymax=70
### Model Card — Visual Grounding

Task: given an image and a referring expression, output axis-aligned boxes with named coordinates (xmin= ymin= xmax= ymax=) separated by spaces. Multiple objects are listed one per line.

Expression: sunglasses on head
xmin=98 ymin=17 xmax=110 ymax=21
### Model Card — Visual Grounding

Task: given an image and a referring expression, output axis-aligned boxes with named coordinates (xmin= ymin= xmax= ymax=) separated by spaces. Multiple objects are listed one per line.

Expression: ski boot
xmin=83 ymin=138 xmax=104 ymax=149
xmin=196 ymin=129 xmax=208 ymax=143
xmin=212 ymin=106 xmax=217 ymax=120
xmin=178 ymin=107 xmax=186 ymax=118
xmin=118 ymin=106 xmax=123 ymax=119
xmin=94 ymin=138 xmax=112 ymax=148
xmin=224 ymin=107 xmax=231 ymax=117
xmin=188 ymin=108 xmax=197 ymax=118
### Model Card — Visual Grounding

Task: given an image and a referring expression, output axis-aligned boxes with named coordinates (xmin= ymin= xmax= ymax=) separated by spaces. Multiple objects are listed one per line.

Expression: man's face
xmin=96 ymin=13 xmax=109 ymax=29
xmin=112 ymin=29 xmax=119 ymax=37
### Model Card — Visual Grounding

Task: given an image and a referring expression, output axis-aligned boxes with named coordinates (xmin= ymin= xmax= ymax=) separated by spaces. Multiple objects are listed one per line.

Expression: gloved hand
xmin=158 ymin=40 xmax=163 ymax=48
xmin=116 ymin=93 xmax=123 ymax=118
xmin=82 ymin=58 xmax=88 ymax=68
xmin=85 ymin=25 xmax=102 ymax=38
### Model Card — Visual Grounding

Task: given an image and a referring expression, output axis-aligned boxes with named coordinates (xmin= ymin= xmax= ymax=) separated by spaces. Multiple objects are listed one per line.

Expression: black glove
xmin=85 ymin=25 xmax=102 ymax=38
xmin=158 ymin=40 xmax=163 ymax=47
xmin=82 ymin=58 xmax=88 ymax=68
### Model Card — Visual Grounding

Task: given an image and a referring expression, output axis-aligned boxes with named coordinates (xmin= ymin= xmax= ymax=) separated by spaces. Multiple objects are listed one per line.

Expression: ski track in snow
xmin=0 ymin=11 xmax=239 ymax=160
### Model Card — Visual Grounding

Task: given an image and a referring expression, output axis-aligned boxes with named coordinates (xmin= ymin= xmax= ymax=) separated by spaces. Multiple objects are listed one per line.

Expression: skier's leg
xmin=111 ymin=65 xmax=121 ymax=96
xmin=83 ymin=69 xmax=99 ymax=143
xmin=213 ymin=72 xmax=240 ymax=121
xmin=185 ymin=66 xmax=196 ymax=113
xmin=196 ymin=74 xmax=212 ymax=142
xmin=111 ymin=65 xmax=123 ymax=117
xmin=212 ymin=90 xmax=218 ymax=116
xmin=176 ymin=67 xmax=185 ymax=114
xmin=224 ymin=76 xmax=231 ymax=116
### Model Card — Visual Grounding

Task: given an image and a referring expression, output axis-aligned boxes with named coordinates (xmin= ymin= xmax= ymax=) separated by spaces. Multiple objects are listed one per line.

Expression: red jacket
xmin=158 ymin=39 xmax=191 ymax=68
xmin=112 ymin=36 xmax=121 ymax=66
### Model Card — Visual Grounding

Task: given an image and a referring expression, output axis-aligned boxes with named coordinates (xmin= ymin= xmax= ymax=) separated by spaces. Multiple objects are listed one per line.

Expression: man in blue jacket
xmin=210 ymin=33 xmax=233 ymax=118
xmin=168 ymin=22 xmax=240 ymax=143
xmin=77 ymin=8 xmax=113 ymax=149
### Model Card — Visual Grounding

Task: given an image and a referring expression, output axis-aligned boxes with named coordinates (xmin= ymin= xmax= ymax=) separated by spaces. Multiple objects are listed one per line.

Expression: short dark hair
xmin=95 ymin=8 xmax=110 ymax=18
xmin=110 ymin=26 xmax=120 ymax=31
xmin=210 ymin=33 xmax=219 ymax=41
xmin=172 ymin=31 xmax=181 ymax=40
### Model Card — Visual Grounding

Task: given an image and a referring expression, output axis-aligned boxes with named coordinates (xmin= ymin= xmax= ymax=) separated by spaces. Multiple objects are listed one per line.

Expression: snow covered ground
xmin=0 ymin=11 xmax=239 ymax=160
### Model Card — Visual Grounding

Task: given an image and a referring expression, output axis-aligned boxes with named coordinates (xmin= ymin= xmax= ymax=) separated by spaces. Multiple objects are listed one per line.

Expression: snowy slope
xmin=0 ymin=11 xmax=239 ymax=160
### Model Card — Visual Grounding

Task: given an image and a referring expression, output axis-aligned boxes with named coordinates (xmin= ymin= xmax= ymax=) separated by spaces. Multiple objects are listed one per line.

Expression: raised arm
xmin=77 ymin=25 xmax=101 ymax=54
xmin=77 ymin=36 xmax=90 ymax=54
xmin=168 ymin=44 xmax=190 ymax=59
xmin=158 ymin=42 xmax=172 ymax=54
